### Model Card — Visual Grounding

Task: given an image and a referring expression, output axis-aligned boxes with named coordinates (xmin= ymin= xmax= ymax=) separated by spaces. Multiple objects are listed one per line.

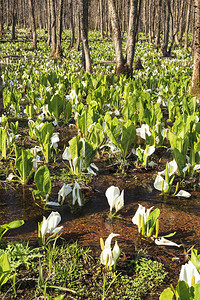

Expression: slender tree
xmin=29 ymin=0 xmax=37 ymax=49
xmin=79 ymin=0 xmax=92 ymax=72
xmin=191 ymin=0 xmax=200 ymax=89
xmin=50 ymin=0 xmax=57 ymax=57
xmin=55 ymin=0 xmax=64 ymax=57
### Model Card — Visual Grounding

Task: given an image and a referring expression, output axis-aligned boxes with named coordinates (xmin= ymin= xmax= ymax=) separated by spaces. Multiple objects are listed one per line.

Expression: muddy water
xmin=1 ymin=170 xmax=200 ymax=290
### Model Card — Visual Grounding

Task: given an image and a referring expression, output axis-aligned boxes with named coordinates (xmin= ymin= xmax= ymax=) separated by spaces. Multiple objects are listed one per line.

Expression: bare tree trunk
xmin=108 ymin=0 xmax=125 ymax=73
xmin=161 ymin=0 xmax=172 ymax=57
xmin=184 ymin=0 xmax=192 ymax=51
xmin=55 ymin=0 xmax=64 ymax=57
xmin=0 ymin=0 xmax=3 ymax=33
xmin=191 ymin=0 xmax=200 ymax=89
xmin=126 ymin=0 xmax=141 ymax=72
xmin=99 ymin=0 xmax=104 ymax=38
xmin=155 ymin=0 xmax=162 ymax=48
xmin=6 ymin=0 xmax=9 ymax=29
xmin=148 ymin=0 xmax=152 ymax=43
xmin=47 ymin=0 xmax=51 ymax=46
xmin=11 ymin=0 xmax=16 ymax=40
xmin=0 ymin=65 xmax=4 ymax=114
xmin=76 ymin=4 xmax=81 ymax=50
xmin=50 ymin=0 xmax=57 ymax=57
xmin=79 ymin=0 xmax=92 ymax=72
xmin=29 ymin=0 xmax=37 ymax=49
xmin=69 ymin=0 xmax=75 ymax=49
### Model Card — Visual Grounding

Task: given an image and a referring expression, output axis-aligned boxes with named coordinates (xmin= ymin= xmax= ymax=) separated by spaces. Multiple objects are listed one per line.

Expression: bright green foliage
xmin=0 ymin=220 xmax=24 ymax=241
xmin=0 ymin=253 xmax=11 ymax=288
xmin=34 ymin=165 xmax=51 ymax=200
xmin=15 ymin=148 xmax=34 ymax=184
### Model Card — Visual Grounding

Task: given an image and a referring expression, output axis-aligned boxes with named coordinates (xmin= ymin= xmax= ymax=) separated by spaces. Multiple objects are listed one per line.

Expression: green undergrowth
xmin=0 ymin=241 xmax=167 ymax=299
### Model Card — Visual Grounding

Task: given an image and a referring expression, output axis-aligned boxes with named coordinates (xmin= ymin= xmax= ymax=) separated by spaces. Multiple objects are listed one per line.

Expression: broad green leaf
xmin=2 ymin=220 xmax=24 ymax=230
xmin=193 ymin=282 xmax=200 ymax=299
xmin=159 ymin=287 xmax=174 ymax=300
xmin=121 ymin=120 xmax=136 ymax=158
xmin=34 ymin=165 xmax=51 ymax=196
xmin=69 ymin=136 xmax=82 ymax=160
xmin=15 ymin=149 xmax=34 ymax=184
xmin=49 ymin=94 xmax=64 ymax=121
xmin=191 ymin=249 xmax=200 ymax=273
xmin=176 ymin=281 xmax=191 ymax=300
xmin=0 ymin=253 xmax=11 ymax=287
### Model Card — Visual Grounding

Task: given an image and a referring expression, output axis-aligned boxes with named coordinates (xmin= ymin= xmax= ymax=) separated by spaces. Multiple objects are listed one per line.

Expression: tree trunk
xmin=29 ymin=0 xmax=37 ymax=49
xmin=191 ymin=0 xmax=200 ymax=89
xmin=108 ymin=0 xmax=125 ymax=73
xmin=0 ymin=0 xmax=3 ymax=34
xmin=161 ymin=0 xmax=171 ymax=56
xmin=69 ymin=0 xmax=75 ymax=49
xmin=11 ymin=0 xmax=16 ymax=40
xmin=184 ymin=0 xmax=192 ymax=51
xmin=155 ymin=0 xmax=162 ymax=48
xmin=0 ymin=65 xmax=4 ymax=115
xmin=79 ymin=0 xmax=92 ymax=72
xmin=50 ymin=0 xmax=57 ymax=57
xmin=126 ymin=0 xmax=141 ymax=73
xmin=99 ymin=0 xmax=104 ymax=38
xmin=47 ymin=0 xmax=51 ymax=46
xmin=55 ymin=0 xmax=64 ymax=57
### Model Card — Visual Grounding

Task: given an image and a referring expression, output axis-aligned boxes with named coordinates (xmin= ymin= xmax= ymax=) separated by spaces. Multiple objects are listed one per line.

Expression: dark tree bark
xmin=79 ymin=0 xmax=92 ymax=72
xmin=184 ymin=0 xmax=192 ymax=51
xmin=99 ymin=0 xmax=104 ymax=38
xmin=55 ymin=0 xmax=64 ymax=57
xmin=50 ymin=0 xmax=57 ymax=57
xmin=0 ymin=0 xmax=3 ymax=34
xmin=108 ymin=0 xmax=141 ymax=76
xmin=69 ymin=0 xmax=75 ymax=49
xmin=155 ymin=0 xmax=162 ymax=48
xmin=47 ymin=0 xmax=51 ymax=46
xmin=191 ymin=0 xmax=200 ymax=89
xmin=11 ymin=0 xmax=17 ymax=40
xmin=29 ymin=0 xmax=37 ymax=49
xmin=0 ymin=65 xmax=4 ymax=115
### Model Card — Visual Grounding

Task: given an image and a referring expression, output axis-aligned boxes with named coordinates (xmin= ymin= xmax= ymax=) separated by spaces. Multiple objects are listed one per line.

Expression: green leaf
xmin=176 ymin=281 xmax=191 ymax=300
xmin=34 ymin=165 xmax=51 ymax=196
xmin=15 ymin=149 xmax=34 ymax=184
xmin=69 ymin=136 xmax=82 ymax=160
xmin=1 ymin=220 xmax=24 ymax=230
xmin=191 ymin=249 xmax=200 ymax=273
xmin=49 ymin=94 xmax=64 ymax=121
xmin=193 ymin=282 xmax=200 ymax=299
xmin=84 ymin=141 xmax=97 ymax=168
xmin=0 ymin=253 xmax=11 ymax=287
xmin=121 ymin=120 xmax=136 ymax=158
xmin=159 ymin=287 xmax=174 ymax=300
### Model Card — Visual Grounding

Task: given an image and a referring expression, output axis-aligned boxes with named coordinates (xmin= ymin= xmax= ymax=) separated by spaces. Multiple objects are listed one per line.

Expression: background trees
xmin=0 ymin=0 xmax=196 ymax=77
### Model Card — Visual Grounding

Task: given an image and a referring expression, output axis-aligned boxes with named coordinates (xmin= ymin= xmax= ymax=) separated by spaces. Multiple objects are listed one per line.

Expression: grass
xmin=0 ymin=240 xmax=167 ymax=299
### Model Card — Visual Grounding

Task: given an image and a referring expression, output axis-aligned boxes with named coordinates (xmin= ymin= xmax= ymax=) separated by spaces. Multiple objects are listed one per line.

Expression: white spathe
xmin=158 ymin=160 xmax=177 ymax=177
xmin=105 ymin=186 xmax=124 ymax=212
xmin=136 ymin=124 xmax=151 ymax=140
xmin=41 ymin=211 xmax=63 ymax=240
xmin=132 ymin=204 xmax=154 ymax=233
xmin=175 ymin=190 xmax=191 ymax=198
xmin=154 ymin=175 xmax=169 ymax=192
xmin=179 ymin=261 xmax=200 ymax=287
xmin=72 ymin=181 xmax=82 ymax=206
xmin=100 ymin=233 xmax=120 ymax=267
xmin=155 ymin=237 xmax=181 ymax=247
xmin=58 ymin=183 xmax=72 ymax=203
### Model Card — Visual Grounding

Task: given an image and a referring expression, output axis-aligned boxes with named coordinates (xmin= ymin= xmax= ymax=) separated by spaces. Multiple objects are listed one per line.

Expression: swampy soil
xmin=1 ymin=160 xmax=200 ymax=299
xmin=0 ymin=126 xmax=200 ymax=299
